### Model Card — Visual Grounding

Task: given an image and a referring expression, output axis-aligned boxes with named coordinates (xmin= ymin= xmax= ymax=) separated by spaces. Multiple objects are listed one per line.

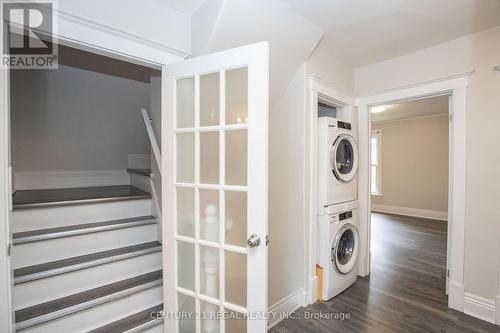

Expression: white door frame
xmin=0 ymin=2 xmax=13 ymax=330
xmin=355 ymin=71 xmax=473 ymax=312
xmin=497 ymin=247 xmax=500 ymax=324
xmin=305 ymin=75 xmax=354 ymax=305
xmin=0 ymin=9 xmax=186 ymax=331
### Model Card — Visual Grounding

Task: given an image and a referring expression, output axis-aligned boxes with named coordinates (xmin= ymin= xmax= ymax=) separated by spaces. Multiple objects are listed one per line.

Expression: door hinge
xmin=449 ymin=113 xmax=453 ymax=122
xmin=7 ymin=243 xmax=11 ymax=256
xmin=446 ymin=269 xmax=449 ymax=277
xmin=266 ymin=235 xmax=269 ymax=246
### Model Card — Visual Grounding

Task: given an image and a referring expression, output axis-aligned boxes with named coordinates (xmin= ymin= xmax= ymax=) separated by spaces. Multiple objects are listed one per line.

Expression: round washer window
xmin=336 ymin=228 xmax=355 ymax=265
xmin=335 ymin=139 xmax=354 ymax=174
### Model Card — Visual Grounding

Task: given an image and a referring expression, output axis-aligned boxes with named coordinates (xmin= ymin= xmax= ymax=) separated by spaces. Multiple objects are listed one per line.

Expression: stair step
xmin=13 ymin=215 xmax=157 ymax=245
xmin=13 ymin=252 xmax=162 ymax=310
xmin=15 ymin=270 xmax=163 ymax=331
xmin=14 ymin=242 xmax=162 ymax=284
xmin=12 ymin=199 xmax=152 ymax=233
xmin=88 ymin=304 xmax=163 ymax=333
xmin=127 ymin=168 xmax=152 ymax=177
xmin=13 ymin=185 xmax=151 ymax=209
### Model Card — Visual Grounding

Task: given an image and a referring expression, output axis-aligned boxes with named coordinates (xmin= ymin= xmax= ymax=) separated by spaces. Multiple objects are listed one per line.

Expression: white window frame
xmin=370 ymin=129 xmax=382 ymax=196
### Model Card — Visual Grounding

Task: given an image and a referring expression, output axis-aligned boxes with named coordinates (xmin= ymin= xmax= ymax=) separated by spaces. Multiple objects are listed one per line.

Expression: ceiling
xmin=371 ymin=95 xmax=448 ymax=122
xmin=284 ymin=0 xmax=500 ymax=66
xmin=156 ymin=0 xmax=206 ymax=15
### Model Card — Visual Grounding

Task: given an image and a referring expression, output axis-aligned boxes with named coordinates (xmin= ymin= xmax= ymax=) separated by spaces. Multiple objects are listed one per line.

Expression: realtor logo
xmin=2 ymin=1 xmax=58 ymax=69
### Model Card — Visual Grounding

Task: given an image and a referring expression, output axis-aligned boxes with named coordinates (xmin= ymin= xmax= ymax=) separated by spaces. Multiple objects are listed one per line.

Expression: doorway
xmin=369 ymin=95 xmax=450 ymax=306
xmin=356 ymin=73 xmax=471 ymax=312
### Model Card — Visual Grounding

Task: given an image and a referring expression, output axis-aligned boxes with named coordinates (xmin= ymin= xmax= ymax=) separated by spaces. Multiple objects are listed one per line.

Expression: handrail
xmin=140 ymin=108 xmax=161 ymax=175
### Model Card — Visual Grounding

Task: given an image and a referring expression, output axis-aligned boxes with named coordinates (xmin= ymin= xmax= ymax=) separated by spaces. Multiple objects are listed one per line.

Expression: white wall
xmin=56 ymin=0 xmax=191 ymax=54
xmin=306 ymin=43 xmax=355 ymax=93
xmin=268 ymin=41 xmax=355 ymax=308
xmin=269 ymin=65 xmax=306 ymax=307
xmin=355 ymin=26 xmax=500 ymax=300
xmin=371 ymin=115 xmax=449 ymax=215
xmin=191 ymin=0 xmax=323 ymax=110
xmin=11 ymin=64 xmax=151 ymax=188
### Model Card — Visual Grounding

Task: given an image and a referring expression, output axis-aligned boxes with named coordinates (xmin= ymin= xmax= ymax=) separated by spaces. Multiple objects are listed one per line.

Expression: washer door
xmin=330 ymin=134 xmax=358 ymax=182
xmin=331 ymin=223 xmax=359 ymax=274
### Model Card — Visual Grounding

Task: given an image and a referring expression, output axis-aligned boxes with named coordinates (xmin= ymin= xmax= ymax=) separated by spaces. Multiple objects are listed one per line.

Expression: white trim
xmin=0 ymin=3 xmax=13 ymax=329
xmin=305 ymin=75 xmax=355 ymax=305
xmin=496 ymin=294 xmax=500 ymax=325
xmin=307 ymin=74 xmax=354 ymax=99
xmin=463 ymin=293 xmax=496 ymax=324
xmin=448 ymin=281 xmax=465 ymax=313
xmin=372 ymin=112 xmax=449 ymax=124
xmin=356 ymin=71 xmax=472 ymax=312
xmin=267 ymin=289 xmax=306 ymax=329
xmin=13 ymin=170 xmax=131 ymax=190
xmin=35 ymin=4 xmax=189 ymax=68
xmin=356 ymin=70 xmax=474 ymax=99
xmin=370 ymin=130 xmax=382 ymax=196
xmin=371 ymin=204 xmax=448 ymax=222
xmin=309 ymin=276 xmax=318 ymax=304
xmin=52 ymin=7 xmax=190 ymax=59
xmin=497 ymin=258 xmax=500 ymax=325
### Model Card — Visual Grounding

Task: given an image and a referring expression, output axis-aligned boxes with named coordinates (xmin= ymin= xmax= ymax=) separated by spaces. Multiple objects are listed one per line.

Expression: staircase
xmin=11 ymin=185 xmax=164 ymax=332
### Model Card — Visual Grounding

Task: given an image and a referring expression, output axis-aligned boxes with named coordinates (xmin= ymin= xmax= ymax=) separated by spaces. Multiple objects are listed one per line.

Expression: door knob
xmin=247 ymin=234 xmax=261 ymax=248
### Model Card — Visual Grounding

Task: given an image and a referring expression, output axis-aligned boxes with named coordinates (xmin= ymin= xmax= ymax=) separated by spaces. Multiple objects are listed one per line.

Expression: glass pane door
xmin=163 ymin=42 xmax=269 ymax=333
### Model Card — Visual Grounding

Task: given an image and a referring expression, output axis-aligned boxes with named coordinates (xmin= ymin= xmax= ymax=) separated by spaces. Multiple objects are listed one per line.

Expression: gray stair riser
xmin=12 ymin=225 xmax=159 ymax=268
xmin=18 ymin=285 xmax=163 ymax=333
xmin=12 ymin=199 xmax=152 ymax=233
xmin=14 ymin=253 xmax=162 ymax=309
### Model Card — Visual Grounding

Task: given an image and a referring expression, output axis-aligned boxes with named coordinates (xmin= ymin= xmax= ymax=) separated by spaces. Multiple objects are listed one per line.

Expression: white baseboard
xmin=448 ymin=281 xmax=464 ymax=311
xmin=464 ymin=293 xmax=496 ymax=324
xmin=309 ymin=276 xmax=318 ymax=305
xmin=496 ymin=294 xmax=500 ymax=325
xmin=371 ymin=204 xmax=448 ymax=221
xmin=357 ymin=254 xmax=368 ymax=277
xmin=268 ymin=289 xmax=306 ymax=329
xmin=14 ymin=170 xmax=130 ymax=190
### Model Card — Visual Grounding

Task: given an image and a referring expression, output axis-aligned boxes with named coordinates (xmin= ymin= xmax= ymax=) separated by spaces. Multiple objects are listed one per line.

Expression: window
xmin=371 ymin=130 xmax=382 ymax=196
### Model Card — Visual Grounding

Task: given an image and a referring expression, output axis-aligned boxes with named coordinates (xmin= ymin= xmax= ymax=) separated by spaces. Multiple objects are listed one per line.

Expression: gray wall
xmin=372 ymin=115 xmax=449 ymax=212
xmin=11 ymin=64 xmax=150 ymax=173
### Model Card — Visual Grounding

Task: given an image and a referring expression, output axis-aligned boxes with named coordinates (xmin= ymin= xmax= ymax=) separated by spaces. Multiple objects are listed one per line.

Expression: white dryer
xmin=317 ymin=201 xmax=359 ymax=300
xmin=317 ymin=117 xmax=358 ymax=211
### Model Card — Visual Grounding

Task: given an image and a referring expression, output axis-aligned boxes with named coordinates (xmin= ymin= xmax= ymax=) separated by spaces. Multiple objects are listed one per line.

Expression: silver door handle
xmin=247 ymin=234 xmax=261 ymax=248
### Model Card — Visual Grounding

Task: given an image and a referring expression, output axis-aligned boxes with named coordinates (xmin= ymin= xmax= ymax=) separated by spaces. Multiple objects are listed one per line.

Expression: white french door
xmin=162 ymin=42 xmax=269 ymax=333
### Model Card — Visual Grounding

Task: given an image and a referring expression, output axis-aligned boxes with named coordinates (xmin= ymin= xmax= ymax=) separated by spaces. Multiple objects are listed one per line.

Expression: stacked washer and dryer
xmin=317 ymin=117 xmax=360 ymax=301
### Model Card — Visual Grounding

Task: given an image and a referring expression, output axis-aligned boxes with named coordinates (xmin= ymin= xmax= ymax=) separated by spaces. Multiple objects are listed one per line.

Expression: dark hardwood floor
xmin=271 ymin=213 xmax=500 ymax=333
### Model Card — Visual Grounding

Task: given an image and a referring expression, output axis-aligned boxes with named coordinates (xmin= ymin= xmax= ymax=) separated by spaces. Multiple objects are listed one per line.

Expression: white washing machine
xmin=317 ymin=201 xmax=359 ymax=300
xmin=317 ymin=117 xmax=358 ymax=211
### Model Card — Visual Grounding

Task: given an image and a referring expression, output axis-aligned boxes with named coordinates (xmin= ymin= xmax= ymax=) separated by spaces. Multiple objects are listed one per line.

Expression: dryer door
xmin=331 ymin=223 xmax=359 ymax=274
xmin=330 ymin=134 xmax=358 ymax=182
